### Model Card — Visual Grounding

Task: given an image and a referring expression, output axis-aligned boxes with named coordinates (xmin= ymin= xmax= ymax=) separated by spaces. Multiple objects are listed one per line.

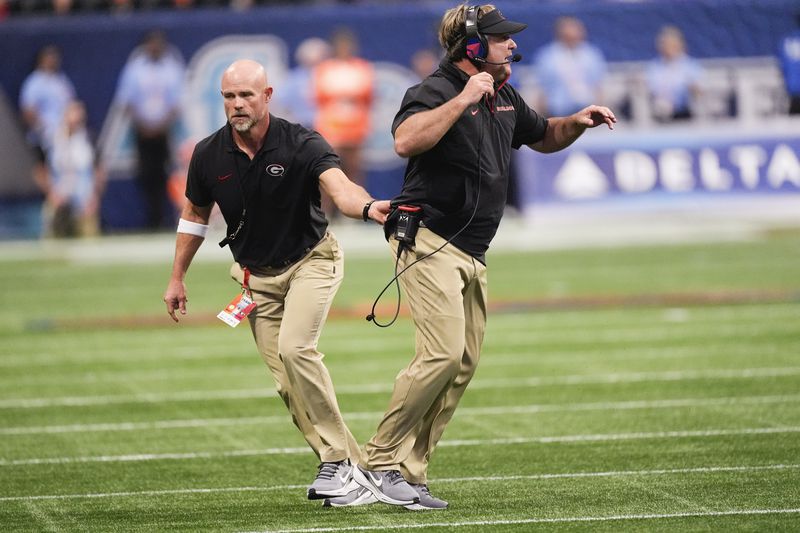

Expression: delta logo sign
xmin=518 ymin=130 xmax=800 ymax=203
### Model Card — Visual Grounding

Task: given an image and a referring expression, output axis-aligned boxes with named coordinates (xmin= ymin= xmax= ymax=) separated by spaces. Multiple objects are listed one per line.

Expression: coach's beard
xmin=230 ymin=113 xmax=261 ymax=133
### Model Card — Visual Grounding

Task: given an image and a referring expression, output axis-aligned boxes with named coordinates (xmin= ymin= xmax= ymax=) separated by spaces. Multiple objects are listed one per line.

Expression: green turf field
xmin=1 ymin=235 xmax=799 ymax=531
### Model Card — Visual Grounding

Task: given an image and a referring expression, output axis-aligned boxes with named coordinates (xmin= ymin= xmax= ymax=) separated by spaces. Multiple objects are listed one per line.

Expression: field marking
xmin=0 ymin=415 xmax=286 ymax=435
xmin=1 ymin=342 xmax=793 ymax=384
xmin=1 ymin=343 xmax=793 ymax=387
xmin=5 ymin=300 xmax=798 ymax=369
xmin=3 ymin=394 xmax=800 ymax=436
xmin=4 ymin=311 xmax=798 ymax=369
xmin=246 ymin=508 xmax=800 ymax=533
xmin=2 ymin=366 xmax=800 ymax=409
xmin=3 ymin=427 xmax=799 ymax=467
xmin=1 ymin=464 xmax=797 ymax=502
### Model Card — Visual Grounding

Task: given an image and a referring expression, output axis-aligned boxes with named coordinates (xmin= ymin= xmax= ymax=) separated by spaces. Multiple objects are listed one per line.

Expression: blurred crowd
xmin=18 ymin=14 xmax=800 ymax=238
xmin=0 ymin=0 xmax=358 ymax=18
xmin=20 ymin=30 xmax=184 ymax=237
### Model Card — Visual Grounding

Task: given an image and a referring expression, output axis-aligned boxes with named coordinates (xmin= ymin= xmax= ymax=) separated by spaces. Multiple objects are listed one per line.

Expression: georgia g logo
xmin=266 ymin=164 xmax=285 ymax=177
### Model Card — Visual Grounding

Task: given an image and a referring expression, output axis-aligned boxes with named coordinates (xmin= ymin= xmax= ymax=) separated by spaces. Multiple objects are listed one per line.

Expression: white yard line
xmin=0 ymin=484 xmax=305 ymax=502
xmin=0 ymin=446 xmax=310 ymax=466
xmin=0 ymin=415 xmax=287 ymax=435
xmin=491 ymin=323 xmax=799 ymax=346
xmin=438 ymin=427 xmax=800 ymax=447
xmin=245 ymin=508 xmax=800 ymax=533
xmin=3 ymin=314 xmax=796 ymax=369
xmin=2 ymin=367 xmax=799 ymax=409
xmin=2 ymin=427 xmax=799 ymax=467
xmin=1 ymin=464 xmax=797 ymax=502
xmin=3 ymin=394 xmax=799 ymax=436
xmin=0 ymin=343 xmax=790 ymax=383
xmin=5 ymin=302 xmax=797 ymax=370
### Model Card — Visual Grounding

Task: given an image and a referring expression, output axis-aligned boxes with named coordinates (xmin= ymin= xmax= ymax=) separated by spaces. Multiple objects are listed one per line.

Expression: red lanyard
xmin=242 ymin=266 xmax=252 ymax=297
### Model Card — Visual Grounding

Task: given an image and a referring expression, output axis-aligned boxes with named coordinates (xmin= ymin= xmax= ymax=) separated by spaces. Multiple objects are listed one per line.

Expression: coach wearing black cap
xmin=330 ymin=4 xmax=616 ymax=510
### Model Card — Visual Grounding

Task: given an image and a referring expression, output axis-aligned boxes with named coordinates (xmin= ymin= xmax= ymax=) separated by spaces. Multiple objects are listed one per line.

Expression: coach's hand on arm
xmin=164 ymin=201 xmax=213 ymax=322
xmin=530 ymin=105 xmax=616 ymax=154
xmin=319 ymin=168 xmax=391 ymax=224
xmin=395 ymin=72 xmax=495 ymax=158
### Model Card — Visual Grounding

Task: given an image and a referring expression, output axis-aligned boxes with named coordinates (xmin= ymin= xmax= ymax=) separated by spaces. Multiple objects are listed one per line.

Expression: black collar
xmin=440 ymin=60 xmax=470 ymax=86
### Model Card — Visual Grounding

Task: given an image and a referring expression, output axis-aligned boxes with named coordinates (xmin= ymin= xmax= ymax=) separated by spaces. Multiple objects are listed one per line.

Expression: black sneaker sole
xmin=307 ymin=489 xmax=326 ymax=500
xmin=307 ymin=479 xmax=359 ymax=500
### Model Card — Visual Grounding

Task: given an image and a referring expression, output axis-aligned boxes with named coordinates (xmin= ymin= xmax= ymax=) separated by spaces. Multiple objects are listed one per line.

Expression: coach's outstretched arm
xmin=531 ymin=104 xmax=616 ymax=154
xmin=319 ymin=168 xmax=391 ymax=224
xmin=164 ymin=201 xmax=213 ymax=322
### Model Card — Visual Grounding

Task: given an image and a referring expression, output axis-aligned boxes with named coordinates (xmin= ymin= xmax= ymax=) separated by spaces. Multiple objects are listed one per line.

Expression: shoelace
xmin=385 ymin=470 xmax=410 ymax=486
xmin=315 ymin=461 xmax=342 ymax=480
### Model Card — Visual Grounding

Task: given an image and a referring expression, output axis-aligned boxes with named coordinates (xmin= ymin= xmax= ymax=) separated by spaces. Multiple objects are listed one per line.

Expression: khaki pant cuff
xmin=362 ymin=462 xmax=399 ymax=472
xmin=320 ymin=452 xmax=350 ymax=463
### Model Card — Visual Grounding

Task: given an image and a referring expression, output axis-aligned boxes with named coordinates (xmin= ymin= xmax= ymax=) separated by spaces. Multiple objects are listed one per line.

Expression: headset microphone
xmin=478 ymin=53 xmax=522 ymax=65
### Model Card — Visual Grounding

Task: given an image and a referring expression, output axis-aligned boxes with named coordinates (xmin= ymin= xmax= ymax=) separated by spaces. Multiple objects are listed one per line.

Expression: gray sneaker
xmin=404 ymin=483 xmax=448 ymax=510
xmin=307 ymin=460 xmax=357 ymax=500
xmin=323 ymin=486 xmax=378 ymax=507
xmin=352 ymin=465 xmax=419 ymax=506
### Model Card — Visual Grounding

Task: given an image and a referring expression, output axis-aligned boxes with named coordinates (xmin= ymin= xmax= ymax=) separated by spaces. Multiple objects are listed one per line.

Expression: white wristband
xmin=177 ymin=218 xmax=209 ymax=238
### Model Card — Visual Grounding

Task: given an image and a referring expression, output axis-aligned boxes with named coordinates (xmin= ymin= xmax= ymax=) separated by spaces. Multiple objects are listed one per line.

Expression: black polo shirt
xmin=389 ymin=60 xmax=548 ymax=262
xmin=185 ymin=115 xmax=340 ymax=268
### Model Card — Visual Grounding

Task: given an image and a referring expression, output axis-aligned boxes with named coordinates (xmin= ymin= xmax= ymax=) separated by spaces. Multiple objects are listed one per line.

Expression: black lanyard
xmin=218 ymin=150 xmax=250 ymax=248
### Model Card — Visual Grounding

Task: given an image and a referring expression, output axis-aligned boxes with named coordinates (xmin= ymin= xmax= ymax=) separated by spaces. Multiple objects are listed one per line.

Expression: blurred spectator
xmin=534 ymin=16 xmax=606 ymax=116
xmin=110 ymin=0 xmax=134 ymax=15
xmin=41 ymin=100 xmax=105 ymax=238
xmin=229 ymin=0 xmax=253 ymax=11
xmin=166 ymin=137 xmax=224 ymax=228
xmin=778 ymin=14 xmax=800 ymax=114
xmin=52 ymin=0 xmax=72 ymax=15
xmin=278 ymin=37 xmax=332 ymax=127
xmin=646 ymin=26 xmax=703 ymax=121
xmin=410 ymin=48 xmax=440 ymax=81
xmin=166 ymin=138 xmax=195 ymax=214
xmin=115 ymin=29 xmax=185 ymax=230
xmin=314 ymin=27 xmax=374 ymax=216
xmin=19 ymin=45 xmax=76 ymax=200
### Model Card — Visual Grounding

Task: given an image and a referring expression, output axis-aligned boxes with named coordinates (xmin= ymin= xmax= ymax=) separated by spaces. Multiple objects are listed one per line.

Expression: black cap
xmin=478 ymin=9 xmax=527 ymax=35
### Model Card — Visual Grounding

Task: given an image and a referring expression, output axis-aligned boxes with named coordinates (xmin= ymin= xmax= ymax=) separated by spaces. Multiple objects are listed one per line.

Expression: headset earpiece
xmin=465 ymin=5 xmax=488 ymax=62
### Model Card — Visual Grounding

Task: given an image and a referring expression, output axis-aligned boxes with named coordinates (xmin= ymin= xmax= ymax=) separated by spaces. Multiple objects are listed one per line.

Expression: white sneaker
xmin=352 ymin=465 xmax=419 ymax=506
xmin=307 ymin=460 xmax=357 ymax=500
xmin=323 ymin=486 xmax=378 ymax=507
xmin=404 ymin=483 xmax=448 ymax=510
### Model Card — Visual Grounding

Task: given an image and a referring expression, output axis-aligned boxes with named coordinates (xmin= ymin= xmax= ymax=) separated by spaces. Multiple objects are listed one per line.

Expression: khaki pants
xmin=230 ymin=232 xmax=361 ymax=464
xmin=363 ymin=228 xmax=488 ymax=484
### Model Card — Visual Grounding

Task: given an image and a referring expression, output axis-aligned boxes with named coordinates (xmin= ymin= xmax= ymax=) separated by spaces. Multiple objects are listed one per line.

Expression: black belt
xmin=271 ymin=245 xmax=314 ymax=268
xmin=250 ymin=237 xmax=324 ymax=272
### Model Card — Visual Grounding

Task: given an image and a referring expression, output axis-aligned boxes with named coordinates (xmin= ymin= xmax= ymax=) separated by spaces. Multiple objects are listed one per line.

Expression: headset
xmin=465 ymin=6 xmax=522 ymax=66
xmin=465 ymin=5 xmax=488 ymax=63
